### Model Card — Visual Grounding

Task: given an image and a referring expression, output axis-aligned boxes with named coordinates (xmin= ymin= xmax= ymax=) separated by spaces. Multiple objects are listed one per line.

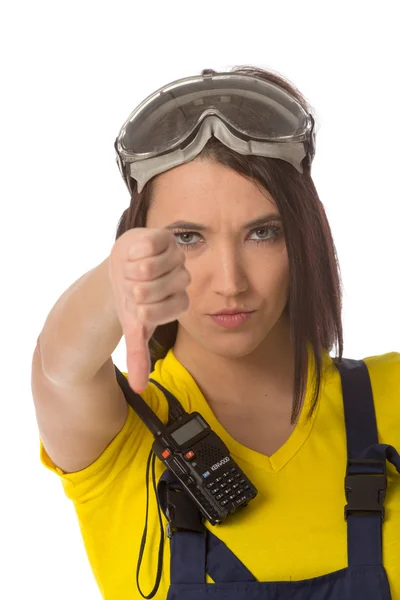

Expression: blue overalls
xmin=153 ymin=358 xmax=400 ymax=600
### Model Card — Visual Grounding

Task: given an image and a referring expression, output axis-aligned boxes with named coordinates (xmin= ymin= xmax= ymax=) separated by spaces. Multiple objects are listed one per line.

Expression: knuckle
xmin=137 ymin=243 xmax=152 ymax=259
xmin=130 ymin=240 xmax=155 ymax=260
xmin=145 ymin=237 xmax=158 ymax=255
xmin=126 ymin=241 xmax=140 ymax=260
xmin=125 ymin=258 xmax=154 ymax=281
xmin=139 ymin=260 xmax=153 ymax=279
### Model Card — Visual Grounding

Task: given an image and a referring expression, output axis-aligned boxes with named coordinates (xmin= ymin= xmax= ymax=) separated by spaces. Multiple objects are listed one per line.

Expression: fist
xmin=109 ymin=228 xmax=191 ymax=392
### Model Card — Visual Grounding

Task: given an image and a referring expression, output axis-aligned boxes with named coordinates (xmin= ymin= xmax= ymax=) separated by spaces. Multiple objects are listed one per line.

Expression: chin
xmin=177 ymin=308 xmax=286 ymax=358
xmin=198 ymin=330 xmax=268 ymax=359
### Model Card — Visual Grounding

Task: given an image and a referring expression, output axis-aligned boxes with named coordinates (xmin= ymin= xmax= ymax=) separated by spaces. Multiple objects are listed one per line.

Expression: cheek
xmin=277 ymin=257 xmax=290 ymax=291
xmin=253 ymin=250 xmax=290 ymax=294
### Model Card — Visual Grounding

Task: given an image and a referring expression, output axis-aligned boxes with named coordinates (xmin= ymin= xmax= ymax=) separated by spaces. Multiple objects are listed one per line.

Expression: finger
xmin=124 ymin=321 xmax=151 ymax=392
xmin=133 ymin=292 xmax=189 ymax=326
xmin=132 ymin=264 xmax=191 ymax=305
xmin=123 ymin=244 xmax=185 ymax=282
xmin=125 ymin=229 xmax=175 ymax=261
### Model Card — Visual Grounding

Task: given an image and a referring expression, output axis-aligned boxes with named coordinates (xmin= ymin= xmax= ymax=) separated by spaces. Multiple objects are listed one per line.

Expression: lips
xmin=211 ymin=310 xmax=254 ymax=316
xmin=209 ymin=311 xmax=254 ymax=328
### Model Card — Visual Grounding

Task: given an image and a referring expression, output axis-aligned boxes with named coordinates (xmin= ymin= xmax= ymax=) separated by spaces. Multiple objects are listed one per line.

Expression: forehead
xmin=147 ymin=158 xmax=277 ymax=226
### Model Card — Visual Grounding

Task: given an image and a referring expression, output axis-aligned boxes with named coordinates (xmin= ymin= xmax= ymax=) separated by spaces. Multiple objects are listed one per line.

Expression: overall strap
xmin=157 ymin=470 xmax=256 ymax=584
xmin=158 ymin=470 xmax=207 ymax=584
xmin=335 ymin=357 xmax=400 ymax=567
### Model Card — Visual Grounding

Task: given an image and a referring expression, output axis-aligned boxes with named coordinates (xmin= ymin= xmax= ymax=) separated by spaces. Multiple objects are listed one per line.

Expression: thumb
xmin=123 ymin=321 xmax=152 ymax=393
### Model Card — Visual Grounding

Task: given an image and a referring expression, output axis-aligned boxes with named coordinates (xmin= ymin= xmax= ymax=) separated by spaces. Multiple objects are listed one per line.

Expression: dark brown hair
xmin=115 ymin=65 xmax=343 ymax=424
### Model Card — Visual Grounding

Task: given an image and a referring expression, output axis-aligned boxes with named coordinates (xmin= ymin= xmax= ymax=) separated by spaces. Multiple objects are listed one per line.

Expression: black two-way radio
xmin=115 ymin=366 xmax=258 ymax=526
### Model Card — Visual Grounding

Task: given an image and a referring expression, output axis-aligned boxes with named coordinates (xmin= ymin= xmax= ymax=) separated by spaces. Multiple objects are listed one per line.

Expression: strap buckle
xmin=344 ymin=458 xmax=387 ymax=522
xmin=165 ymin=488 xmax=205 ymax=538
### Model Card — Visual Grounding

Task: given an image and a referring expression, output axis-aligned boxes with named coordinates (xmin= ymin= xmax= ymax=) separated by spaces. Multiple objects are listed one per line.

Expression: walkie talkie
xmin=115 ymin=367 xmax=258 ymax=525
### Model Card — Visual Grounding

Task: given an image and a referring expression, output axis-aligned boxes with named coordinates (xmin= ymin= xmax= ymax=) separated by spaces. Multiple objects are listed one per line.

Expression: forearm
xmin=37 ymin=255 xmax=123 ymax=384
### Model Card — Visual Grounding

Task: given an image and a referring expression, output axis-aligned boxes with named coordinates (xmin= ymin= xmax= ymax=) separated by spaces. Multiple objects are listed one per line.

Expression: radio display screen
xmin=171 ymin=418 xmax=207 ymax=445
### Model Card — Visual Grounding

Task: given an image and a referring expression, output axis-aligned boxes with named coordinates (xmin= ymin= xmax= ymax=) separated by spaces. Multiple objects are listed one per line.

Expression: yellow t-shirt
xmin=39 ymin=349 xmax=400 ymax=599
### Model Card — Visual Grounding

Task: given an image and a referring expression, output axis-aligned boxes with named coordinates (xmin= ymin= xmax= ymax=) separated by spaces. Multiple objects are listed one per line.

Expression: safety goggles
xmin=114 ymin=72 xmax=317 ymax=194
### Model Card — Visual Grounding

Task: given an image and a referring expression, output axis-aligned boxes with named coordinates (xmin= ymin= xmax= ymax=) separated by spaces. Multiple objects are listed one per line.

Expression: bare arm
xmin=38 ymin=256 xmax=123 ymax=384
xmin=32 ymin=256 xmax=129 ymax=473
xmin=32 ymin=226 xmax=191 ymax=474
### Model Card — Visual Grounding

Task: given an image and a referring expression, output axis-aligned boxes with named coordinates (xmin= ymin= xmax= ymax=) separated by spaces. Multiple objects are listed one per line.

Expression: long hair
xmin=114 ymin=65 xmax=343 ymax=424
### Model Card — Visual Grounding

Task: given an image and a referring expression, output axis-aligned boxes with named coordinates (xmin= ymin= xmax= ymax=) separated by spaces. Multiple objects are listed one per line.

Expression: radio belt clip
xmin=165 ymin=486 xmax=205 ymax=538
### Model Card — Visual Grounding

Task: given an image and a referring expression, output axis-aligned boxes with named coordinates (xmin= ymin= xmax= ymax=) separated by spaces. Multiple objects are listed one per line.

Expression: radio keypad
xmin=206 ymin=466 xmax=252 ymax=509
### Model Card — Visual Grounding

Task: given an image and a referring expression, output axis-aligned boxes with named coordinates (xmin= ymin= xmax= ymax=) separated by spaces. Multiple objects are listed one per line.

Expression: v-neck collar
xmin=155 ymin=346 xmax=333 ymax=473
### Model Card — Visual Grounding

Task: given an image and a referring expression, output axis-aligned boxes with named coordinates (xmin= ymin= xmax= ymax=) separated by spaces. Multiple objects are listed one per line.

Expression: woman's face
xmin=146 ymin=158 xmax=290 ymax=358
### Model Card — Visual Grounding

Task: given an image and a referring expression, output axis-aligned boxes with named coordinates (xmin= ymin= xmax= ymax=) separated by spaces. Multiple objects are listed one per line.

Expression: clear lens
xmin=119 ymin=75 xmax=308 ymax=155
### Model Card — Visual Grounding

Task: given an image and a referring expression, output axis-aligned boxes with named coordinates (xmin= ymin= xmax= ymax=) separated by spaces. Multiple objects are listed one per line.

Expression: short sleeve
xmin=38 ymin=371 xmax=158 ymax=503
xmin=40 ymin=403 xmax=148 ymax=502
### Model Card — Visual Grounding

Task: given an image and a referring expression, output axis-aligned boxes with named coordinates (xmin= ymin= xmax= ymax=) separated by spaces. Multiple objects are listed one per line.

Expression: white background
xmin=1 ymin=0 xmax=399 ymax=598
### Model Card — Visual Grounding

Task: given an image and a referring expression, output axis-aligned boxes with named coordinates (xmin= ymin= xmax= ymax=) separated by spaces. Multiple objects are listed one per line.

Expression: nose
xmin=210 ymin=245 xmax=248 ymax=297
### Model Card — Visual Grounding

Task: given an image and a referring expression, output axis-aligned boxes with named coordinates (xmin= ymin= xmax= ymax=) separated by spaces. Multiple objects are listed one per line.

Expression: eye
xmin=172 ymin=223 xmax=282 ymax=250
xmin=248 ymin=225 xmax=282 ymax=244
xmin=173 ymin=232 xmax=201 ymax=246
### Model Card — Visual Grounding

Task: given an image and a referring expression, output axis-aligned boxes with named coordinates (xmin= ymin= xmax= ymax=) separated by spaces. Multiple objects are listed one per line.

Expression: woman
xmin=32 ymin=66 xmax=400 ymax=599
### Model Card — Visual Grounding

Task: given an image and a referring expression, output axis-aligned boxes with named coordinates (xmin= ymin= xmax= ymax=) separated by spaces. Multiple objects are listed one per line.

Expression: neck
xmin=173 ymin=314 xmax=296 ymax=411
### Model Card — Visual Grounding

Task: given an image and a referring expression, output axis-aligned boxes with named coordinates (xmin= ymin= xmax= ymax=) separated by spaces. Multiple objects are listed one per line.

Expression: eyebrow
xmin=165 ymin=212 xmax=282 ymax=231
